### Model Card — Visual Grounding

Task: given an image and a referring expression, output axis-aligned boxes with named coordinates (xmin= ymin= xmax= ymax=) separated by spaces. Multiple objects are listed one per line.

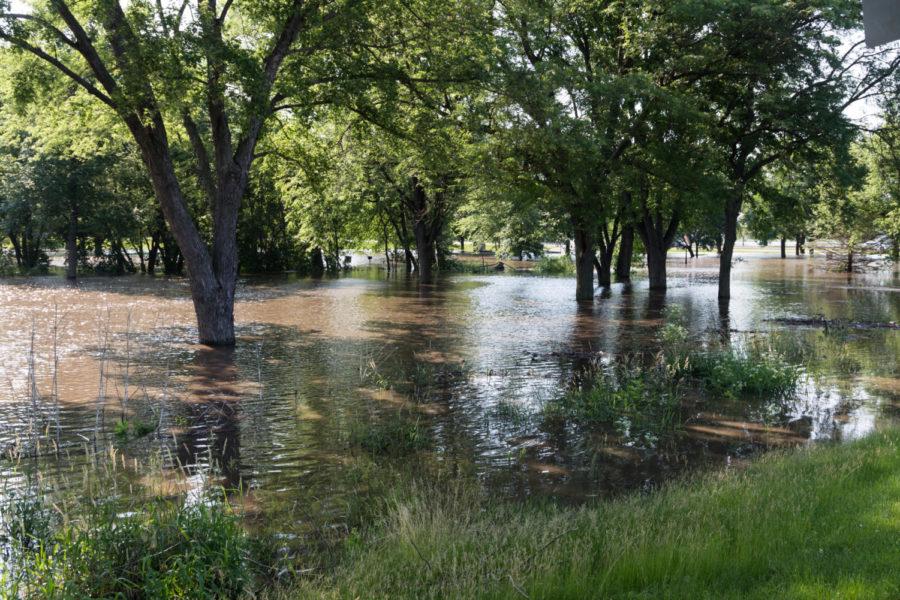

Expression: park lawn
xmin=285 ymin=428 xmax=900 ymax=599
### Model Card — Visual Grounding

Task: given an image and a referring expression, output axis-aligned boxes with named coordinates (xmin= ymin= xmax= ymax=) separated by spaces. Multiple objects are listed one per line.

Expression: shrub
xmin=533 ymin=256 xmax=574 ymax=275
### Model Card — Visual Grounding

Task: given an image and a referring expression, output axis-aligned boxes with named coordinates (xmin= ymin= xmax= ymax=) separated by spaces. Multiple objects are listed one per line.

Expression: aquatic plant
xmin=347 ymin=414 xmax=430 ymax=456
xmin=686 ymin=351 xmax=800 ymax=398
xmin=541 ymin=362 xmax=682 ymax=443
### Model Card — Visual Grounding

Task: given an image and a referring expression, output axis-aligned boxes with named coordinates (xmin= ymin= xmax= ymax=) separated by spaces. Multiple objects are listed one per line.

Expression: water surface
xmin=1 ymin=252 xmax=897 ymax=528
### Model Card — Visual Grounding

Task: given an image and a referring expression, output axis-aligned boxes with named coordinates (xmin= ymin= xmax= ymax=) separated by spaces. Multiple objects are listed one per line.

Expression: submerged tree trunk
xmin=615 ymin=224 xmax=633 ymax=282
xmin=593 ymin=252 xmax=613 ymax=288
xmin=796 ymin=234 xmax=805 ymax=256
xmin=408 ymin=178 xmax=441 ymax=284
xmin=780 ymin=236 xmax=786 ymax=258
xmin=135 ymin=135 xmax=239 ymax=346
xmin=310 ymin=246 xmax=325 ymax=277
xmin=718 ymin=190 xmax=742 ymax=300
xmin=636 ymin=189 xmax=679 ymax=292
xmin=573 ymin=225 xmax=594 ymax=301
xmin=66 ymin=198 xmax=78 ymax=280
xmin=594 ymin=227 xmax=619 ymax=288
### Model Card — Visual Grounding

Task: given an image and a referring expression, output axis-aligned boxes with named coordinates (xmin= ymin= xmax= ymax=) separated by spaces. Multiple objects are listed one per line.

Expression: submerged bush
xmin=659 ymin=315 xmax=800 ymax=400
xmin=2 ymin=496 xmax=252 ymax=599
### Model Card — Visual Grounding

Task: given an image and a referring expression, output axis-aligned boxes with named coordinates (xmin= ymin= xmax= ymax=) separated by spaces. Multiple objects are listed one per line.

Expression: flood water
xmin=1 ymin=251 xmax=898 ymax=532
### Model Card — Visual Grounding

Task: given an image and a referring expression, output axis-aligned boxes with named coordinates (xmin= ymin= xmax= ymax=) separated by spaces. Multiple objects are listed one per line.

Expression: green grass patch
xmin=686 ymin=350 xmax=800 ymax=398
xmin=283 ymin=429 xmax=900 ymax=599
xmin=347 ymin=415 xmax=430 ymax=456
xmin=1 ymin=496 xmax=251 ymax=599
xmin=541 ymin=362 xmax=681 ymax=445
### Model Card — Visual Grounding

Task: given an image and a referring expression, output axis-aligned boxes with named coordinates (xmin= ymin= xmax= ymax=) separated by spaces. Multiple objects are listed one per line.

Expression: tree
xmin=687 ymin=0 xmax=899 ymax=300
xmin=1 ymin=0 xmax=368 ymax=344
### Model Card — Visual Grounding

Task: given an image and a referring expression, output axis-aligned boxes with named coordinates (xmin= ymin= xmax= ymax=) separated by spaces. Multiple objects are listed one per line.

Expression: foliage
xmin=660 ymin=316 xmax=800 ymax=399
xmin=1 ymin=495 xmax=253 ymax=599
xmin=542 ymin=360 xmax=682 ymax=445
xmin=533 ymin=256 xmax=575 ymax=276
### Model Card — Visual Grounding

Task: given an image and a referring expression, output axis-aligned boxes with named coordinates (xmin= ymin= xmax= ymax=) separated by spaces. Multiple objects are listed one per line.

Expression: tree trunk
xmin=133 ymin=125 xmax=242 ymax=346
xmin=685 ymin=235 xmax=695 ymax=258
xmin=409 ymin=179 xmax=438 ymax=284
xmin=780 ymin=236 xmax=786 ymax=258
xmin=310 ymin=246 xmax=325 ymax=277
xmin=718 ymin=192 xmax=742 ymax=300
xmin=66 ymin=198 xmax=78 ymax=280
xmin=9 ymin=234 xmax=22 ymax=267
xmin=573 ymin=225 xmax=594 ymax=301
xmin=564 ymin=239 xmax=571 ymax=258
xmin=636 ymin=193 xmax=679 ymax=292
xmin=645 ymin=243 xmax=667 ymax=290
xmin=796 ymin=234 xmax=805 ymax=255
xmin=615 ymin=224 xmax=633 ymax=282
xmin=148 ymin=231 xmax=160 ymax=274
xmin=593 ymin=252 xmax=612 ymax=288
xmin=847 ymin=248 xmax=854 ymax=273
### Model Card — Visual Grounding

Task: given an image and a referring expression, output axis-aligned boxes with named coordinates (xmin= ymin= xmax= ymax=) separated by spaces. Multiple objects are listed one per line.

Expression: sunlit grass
xmin=282 ymin=429 xmax=900 ymax=599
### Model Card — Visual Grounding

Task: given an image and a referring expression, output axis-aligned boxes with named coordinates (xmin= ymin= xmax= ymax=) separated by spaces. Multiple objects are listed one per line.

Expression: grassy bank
xmin=285 ymin=429 xmax=900 ymax=599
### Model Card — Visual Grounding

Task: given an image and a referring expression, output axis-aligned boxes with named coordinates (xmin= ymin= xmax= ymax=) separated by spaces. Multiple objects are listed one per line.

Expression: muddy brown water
xmin=0 ymin=251 xmax=898 ymax=529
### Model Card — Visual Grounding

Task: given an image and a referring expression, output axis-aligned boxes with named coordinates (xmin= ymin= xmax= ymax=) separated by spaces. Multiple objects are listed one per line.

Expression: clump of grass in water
xmin=686 ymin=351 xmax=799 ymax=398
xmin=113 ymin=419 xmax=156 ymax=441
xmin=659 ymin=310 xmax=800 ymax=399
xmin=1 ymin=494 xmax=252 ymax=599
xmin=347 ymin=414 xmax=430 ymax=456
xmin=541 ymin=361 xmax=682 ymax=445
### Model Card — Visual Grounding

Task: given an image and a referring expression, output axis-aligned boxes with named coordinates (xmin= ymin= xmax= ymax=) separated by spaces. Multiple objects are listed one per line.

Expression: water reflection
xmin=0 ymin=255 xmax=897 ymax=519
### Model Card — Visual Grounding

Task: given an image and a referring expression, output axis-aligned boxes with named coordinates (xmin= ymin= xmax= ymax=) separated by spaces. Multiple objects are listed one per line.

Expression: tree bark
xmin=573 ymin=225 xmax=594 ymax=301
xmin=636 ymin=190 xmax=679 ymax=292
xmin=718 ymin=190 xmax=742 ymax=300
xmin=615 ymin=224 xmax=633 ymax=282
xmin=780 ymin=236 xmax=786 ymax=258
xmin=408 ymin=178 xmax=439 ymax=284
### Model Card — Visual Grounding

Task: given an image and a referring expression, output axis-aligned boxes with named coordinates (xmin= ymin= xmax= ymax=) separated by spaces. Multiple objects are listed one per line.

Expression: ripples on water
xmin=0 ymin=254 xmax=897 ymax=526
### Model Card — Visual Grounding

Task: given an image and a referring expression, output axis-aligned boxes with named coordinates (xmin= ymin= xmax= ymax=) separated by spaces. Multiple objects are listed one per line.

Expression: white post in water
xmin=863 ymin=0 xmax=900 ymax=47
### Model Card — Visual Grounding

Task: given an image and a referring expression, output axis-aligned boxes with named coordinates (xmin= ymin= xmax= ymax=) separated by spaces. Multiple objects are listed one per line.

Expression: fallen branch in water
xmin=765 ymin=317 xmax=899 ymax=330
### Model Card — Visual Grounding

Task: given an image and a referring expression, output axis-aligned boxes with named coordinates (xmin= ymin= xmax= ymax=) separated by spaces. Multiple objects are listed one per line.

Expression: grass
xmin=685 ymin=350 xmax=800 ymax=398
xmin=659 ymin=319 xmax=801 ymax=399
xmin=282 ymin=428 xmax=900 ymax=599
xmin=346 ymin=414 xmax=431 ymax=456
xmin=1 ymin=495 xmax=251 ymax=599
xmin=541 ymin=361 xmax=682 ymax=445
